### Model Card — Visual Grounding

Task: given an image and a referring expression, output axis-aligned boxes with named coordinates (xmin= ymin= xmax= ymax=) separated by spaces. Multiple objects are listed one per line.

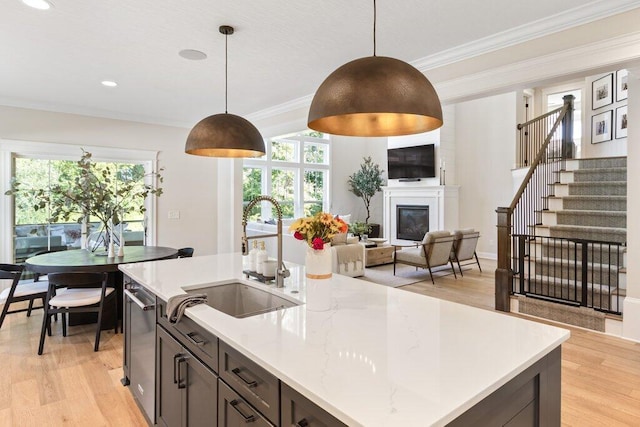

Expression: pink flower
xmin=312 ymin=237 xmax=324 ymax=250
xmin=293 ymin=231 xmax=304 ymax=241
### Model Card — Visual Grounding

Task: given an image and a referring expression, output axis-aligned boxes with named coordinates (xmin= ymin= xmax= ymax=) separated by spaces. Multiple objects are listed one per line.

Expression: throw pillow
xmin=331 ymin=232 xmax=348 ymax=246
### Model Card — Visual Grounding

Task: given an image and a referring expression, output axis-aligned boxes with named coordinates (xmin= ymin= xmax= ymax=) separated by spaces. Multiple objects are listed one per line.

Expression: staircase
xmin=518 ymin=157 xmax=626 ymax=325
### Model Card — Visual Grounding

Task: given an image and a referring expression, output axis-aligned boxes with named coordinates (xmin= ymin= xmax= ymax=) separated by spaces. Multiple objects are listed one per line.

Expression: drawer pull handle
xmin=176 ymin=356 xmax=187 ymax=389
xmin=296 ymin=419 xmax=309 ymax=427
xmin=173 ymin=354 xmax=180 ymax=384
xmin=231 ymin=367 xmax=258 ymax=388
xmin=186 ymin=332 xmax=205 ymax=347
xmin=230 ymin=399 xmax=256 ymax=423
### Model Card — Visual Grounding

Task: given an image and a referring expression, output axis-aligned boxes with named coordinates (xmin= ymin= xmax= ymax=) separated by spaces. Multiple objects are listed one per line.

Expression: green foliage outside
xmin=347 ymin=157 xmax=384 ymax=224
xmin=6 ymin=150 xmax=163 ymax=234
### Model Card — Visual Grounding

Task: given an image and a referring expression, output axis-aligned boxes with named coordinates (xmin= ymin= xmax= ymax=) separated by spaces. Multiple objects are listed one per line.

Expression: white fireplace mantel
xmin=383 ymin=185 xmax=459 ymax=244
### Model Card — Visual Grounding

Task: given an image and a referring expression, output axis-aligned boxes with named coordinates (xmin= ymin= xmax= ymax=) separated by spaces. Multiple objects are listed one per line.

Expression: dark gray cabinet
xmin=157 ymin=325 xmax=218 ymax=427
xmin=281 ymin=383 xmax=347 ymax=427
xmin=218 ymin=380 xmax=274 ymax=427
xmin=219 ymin=341 xmax=279 ymax=425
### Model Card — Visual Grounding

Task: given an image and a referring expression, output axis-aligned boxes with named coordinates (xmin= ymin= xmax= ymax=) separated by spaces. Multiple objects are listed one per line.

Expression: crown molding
xmin=412 ymin=0 xmax=640 ymax=72
xmin=245 ymin=0 xmax=640 ymax=125
xmin=435 ymin=31 xmax=640 ymax=104
xmin=246 ymin=94 xmax=314 ymax=123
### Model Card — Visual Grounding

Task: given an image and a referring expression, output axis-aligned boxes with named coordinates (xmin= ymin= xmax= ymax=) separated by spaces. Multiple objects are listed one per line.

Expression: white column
xmin=623 ymin=67 xmax=640 ymax=341
xmin=216 ymin=158 xmax=243 ymax=254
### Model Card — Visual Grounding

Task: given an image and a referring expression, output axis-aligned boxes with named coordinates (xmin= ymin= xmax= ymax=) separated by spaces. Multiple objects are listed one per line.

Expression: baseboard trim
xmin=477 ymin=251 xmax=497 ymax=260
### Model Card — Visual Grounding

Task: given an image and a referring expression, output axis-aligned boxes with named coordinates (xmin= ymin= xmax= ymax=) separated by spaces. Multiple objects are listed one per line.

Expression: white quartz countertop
xmin=120 ymin=253 xmax=569 ymax=427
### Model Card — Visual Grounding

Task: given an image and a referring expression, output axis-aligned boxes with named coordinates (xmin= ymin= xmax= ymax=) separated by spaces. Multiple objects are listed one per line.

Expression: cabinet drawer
xmin=219 ymin=341 xmax=279 ymax=425
xmin=157 ymin=299 xmax=219 ymax=373
xmin=281 ymin=383 xmax=347 ymax=427
xmin=219 ymin=380 xmax=274 ymax=427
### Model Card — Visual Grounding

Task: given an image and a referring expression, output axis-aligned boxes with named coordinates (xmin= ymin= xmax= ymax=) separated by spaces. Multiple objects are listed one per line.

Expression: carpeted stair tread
xmin=566 ymin=181 xmax=626 ymax=196
xmin=545 ymin=209 xmax=626 ymax=217
xmin=546 ymin=225 xmax=627 ymax=244
xmin=546 ymin=195 xmax=626 ymax=211
xmin=569 ymin=157 xmax=627 ymax=169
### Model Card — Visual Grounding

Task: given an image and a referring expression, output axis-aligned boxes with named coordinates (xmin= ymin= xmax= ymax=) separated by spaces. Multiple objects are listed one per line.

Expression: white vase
xmin=305 ymin=243 xmax=332 ymax=279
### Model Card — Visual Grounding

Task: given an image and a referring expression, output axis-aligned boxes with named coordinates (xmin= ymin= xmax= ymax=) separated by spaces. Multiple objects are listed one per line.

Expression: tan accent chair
xmin=451 ymin=229 xmax=482 ymax=275
xmin=393 ymin=230 xmax=457 ymax=284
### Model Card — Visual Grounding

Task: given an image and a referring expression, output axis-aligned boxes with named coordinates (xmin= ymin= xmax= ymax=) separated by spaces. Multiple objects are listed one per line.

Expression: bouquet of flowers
xmin=289 ymin=212 xmax=348 ymax=250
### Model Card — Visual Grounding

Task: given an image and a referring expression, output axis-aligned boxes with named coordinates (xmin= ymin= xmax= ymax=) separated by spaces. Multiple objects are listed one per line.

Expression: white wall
xmin=0 ymin=105 xmax=219 ymax=256
xmin=455 ymin=92 xmax=518 ymax=258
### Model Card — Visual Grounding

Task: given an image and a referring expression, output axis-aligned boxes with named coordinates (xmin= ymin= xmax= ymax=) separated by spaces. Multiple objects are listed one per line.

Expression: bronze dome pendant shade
xmin=185 ymin=25 xmax=265 ymax=158
xmin=308 ymin=1 xmax=442 ymax=137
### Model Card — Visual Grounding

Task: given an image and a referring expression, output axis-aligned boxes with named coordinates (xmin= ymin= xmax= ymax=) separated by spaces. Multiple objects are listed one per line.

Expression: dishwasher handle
xmin=124 ymin=289 xmax=155 ymax=311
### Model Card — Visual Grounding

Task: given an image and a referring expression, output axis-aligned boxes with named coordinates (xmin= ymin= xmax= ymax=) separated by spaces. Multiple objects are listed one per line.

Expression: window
xmin=1 ymin=141 xmax=159 ymax=263
xmin=243 ymin=131 xmax=330 ymax=220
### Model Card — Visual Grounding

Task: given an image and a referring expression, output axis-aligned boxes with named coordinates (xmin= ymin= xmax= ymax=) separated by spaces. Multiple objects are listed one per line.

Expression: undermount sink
xmin=185 ymin=282 xmax=299 ymax=318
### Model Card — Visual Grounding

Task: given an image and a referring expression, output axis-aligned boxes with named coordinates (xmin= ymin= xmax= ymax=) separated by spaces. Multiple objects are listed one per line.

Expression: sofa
xmin=330 ymin=234 xmax=365 ymax=278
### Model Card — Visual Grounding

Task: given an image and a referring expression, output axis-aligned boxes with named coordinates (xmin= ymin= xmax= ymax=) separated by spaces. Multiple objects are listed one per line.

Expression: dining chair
xmin=0 ymin=263 xmax=50 ymax=330
xmin=38 ymin=272 xmax=117 ymax=355
xmin=177 ymin=247 xmax=194 ymax=258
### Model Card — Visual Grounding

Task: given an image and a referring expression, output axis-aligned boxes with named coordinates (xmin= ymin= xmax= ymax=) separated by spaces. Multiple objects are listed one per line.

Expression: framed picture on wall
xmin=616 ymin=69 xmax=628 ymax=102
xmin=591 ymin=110 xmax=613 ymax=144
xmin=615 ymin=105 xmax=628 ymax=139
xmin=592 ymin=73 xmax=613 ymax=110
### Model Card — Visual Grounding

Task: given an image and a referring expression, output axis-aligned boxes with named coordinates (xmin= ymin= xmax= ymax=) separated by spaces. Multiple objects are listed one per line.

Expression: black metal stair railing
xmin=496 ymin=94 xmax=624 ymax=314
xmin=513 ymin=234 xmax=622 ymax=314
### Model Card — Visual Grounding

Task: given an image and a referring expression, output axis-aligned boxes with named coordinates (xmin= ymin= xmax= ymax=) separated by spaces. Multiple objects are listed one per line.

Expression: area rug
xmin=358 ymin=264 xmax=452 ymax=288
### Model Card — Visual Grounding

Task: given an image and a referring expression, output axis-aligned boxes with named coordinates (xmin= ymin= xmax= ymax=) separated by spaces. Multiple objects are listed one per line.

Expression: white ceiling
xmin=1 ymin=0 xmax=638 ymax=128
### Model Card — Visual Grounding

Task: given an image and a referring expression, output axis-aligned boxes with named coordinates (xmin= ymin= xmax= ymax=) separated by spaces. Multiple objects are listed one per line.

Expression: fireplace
xmin=396 ymin=205 xmax=429 ymax=241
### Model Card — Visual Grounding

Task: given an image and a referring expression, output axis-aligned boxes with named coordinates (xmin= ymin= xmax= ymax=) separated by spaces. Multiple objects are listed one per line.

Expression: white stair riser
xmin=553 ymin=183 xmax=569 ymax=197
xmin=542 ymin=212 xmax=557 ymax=226
xmin=548 ymin=198 xmax=563 ymax=210
xmin=559 ymin=171 xmax=574 ymax=184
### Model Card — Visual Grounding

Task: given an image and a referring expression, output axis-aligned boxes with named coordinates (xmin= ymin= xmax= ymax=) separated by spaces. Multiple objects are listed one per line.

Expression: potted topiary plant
xmin=347 ymin=156 xmax=384 ymax=238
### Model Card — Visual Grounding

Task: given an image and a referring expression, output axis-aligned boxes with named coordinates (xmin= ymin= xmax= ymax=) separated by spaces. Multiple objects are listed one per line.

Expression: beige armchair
xmin=393 ymin=230 xmax=457 ymax=284
xmin=451 ymin=229 xmax=482 ymax=275
xmin=330 ymin=234 xmax=365 ymax=277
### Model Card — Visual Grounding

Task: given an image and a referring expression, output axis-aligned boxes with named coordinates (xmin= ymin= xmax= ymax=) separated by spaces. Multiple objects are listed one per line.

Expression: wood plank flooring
xmin=1 ymin=260 xmax=638 ymax=426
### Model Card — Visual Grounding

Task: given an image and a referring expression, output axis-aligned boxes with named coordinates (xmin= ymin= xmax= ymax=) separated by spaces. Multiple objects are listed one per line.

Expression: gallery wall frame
xmin=616 ymin=69 xmax=628 ymax=102
xmin=615 ymin=105 xmax=628 ymax=139
xmin=591 ymin=110 xmax=612 ymax=144
xmin=592 ymin=73 xmax=613 ymax=110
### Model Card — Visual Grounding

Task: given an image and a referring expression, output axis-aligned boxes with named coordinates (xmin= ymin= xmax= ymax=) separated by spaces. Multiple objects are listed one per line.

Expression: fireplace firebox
xmin=396 ymin=205 xmax=429 ymax=241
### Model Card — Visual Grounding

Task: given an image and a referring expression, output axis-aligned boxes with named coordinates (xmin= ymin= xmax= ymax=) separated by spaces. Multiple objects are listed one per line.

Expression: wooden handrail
xmin=516 ymin=105 xmax=563 ymax=130
xmin=509 ymin=104 xmax=569 ymax=211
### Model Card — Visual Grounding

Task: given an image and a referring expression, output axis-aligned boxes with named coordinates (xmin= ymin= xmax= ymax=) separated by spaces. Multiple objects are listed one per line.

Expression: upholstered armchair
xmin=393 ymin=230 xmax=457 ymax=284
xmin=330 ymin=233 xmax=365 ymax=277
xmin=451 ymin=229 xmax=482 ymax=275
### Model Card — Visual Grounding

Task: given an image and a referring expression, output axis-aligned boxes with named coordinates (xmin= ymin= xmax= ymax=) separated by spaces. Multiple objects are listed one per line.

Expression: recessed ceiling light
xmin=179 ymin=49 xmax=207 ymax=60
xmin=21 ymin=0 xmax=53 ymax=10
xmin=101 ymin=80 xmax=118 ymax=87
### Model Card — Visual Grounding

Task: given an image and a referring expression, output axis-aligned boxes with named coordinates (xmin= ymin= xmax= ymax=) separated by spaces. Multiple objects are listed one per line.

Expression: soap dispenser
xmin=256 ymin=241 xmax=268 ymax=275
xmin=248 ymin=240 xmax=258 ymax=272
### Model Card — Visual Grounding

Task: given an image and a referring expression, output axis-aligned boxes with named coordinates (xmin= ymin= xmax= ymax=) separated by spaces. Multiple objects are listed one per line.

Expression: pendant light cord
xmin=373 ymin=0 xmax=377 ymax=56
xmin=224 ymin=31 xmax=228 ymax=114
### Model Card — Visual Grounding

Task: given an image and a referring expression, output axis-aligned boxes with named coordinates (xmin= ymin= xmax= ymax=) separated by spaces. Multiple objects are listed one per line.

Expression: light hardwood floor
xmin=0 ymin=261 xmax=638 ymax=426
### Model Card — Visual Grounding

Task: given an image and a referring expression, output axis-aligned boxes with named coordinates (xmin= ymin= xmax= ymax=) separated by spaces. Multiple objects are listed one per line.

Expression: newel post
xmin=495 ymin=207 xmax=512 ymax=312
xmin=561 ymin=94 xmax=575 ymax=159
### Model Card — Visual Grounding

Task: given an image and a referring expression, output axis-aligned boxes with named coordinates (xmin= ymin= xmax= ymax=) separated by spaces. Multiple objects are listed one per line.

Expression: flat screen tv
xmin=387 ymin=144 xmax=435 ymax=180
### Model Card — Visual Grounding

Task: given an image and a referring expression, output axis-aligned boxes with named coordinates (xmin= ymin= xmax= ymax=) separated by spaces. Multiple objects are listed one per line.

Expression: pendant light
xmin=308 ymin=0 xmax=442 ymax=137
xmin=185 ymin=25 xmax=265 ymax=158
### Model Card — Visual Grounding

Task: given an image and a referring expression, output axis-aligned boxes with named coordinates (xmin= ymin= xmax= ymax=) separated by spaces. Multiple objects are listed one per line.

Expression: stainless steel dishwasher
xmin=122 ymin=280 xmax=156 ymax=424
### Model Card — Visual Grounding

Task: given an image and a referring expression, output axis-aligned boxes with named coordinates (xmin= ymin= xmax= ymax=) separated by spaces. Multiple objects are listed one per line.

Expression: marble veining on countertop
xmin=120 ymin=253 xmax=569 ymax=427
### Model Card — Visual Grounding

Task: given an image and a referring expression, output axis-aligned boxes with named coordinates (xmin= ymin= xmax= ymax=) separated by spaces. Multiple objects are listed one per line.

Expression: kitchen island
xmin=120 ymin=253 xmax=569 ymax=426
